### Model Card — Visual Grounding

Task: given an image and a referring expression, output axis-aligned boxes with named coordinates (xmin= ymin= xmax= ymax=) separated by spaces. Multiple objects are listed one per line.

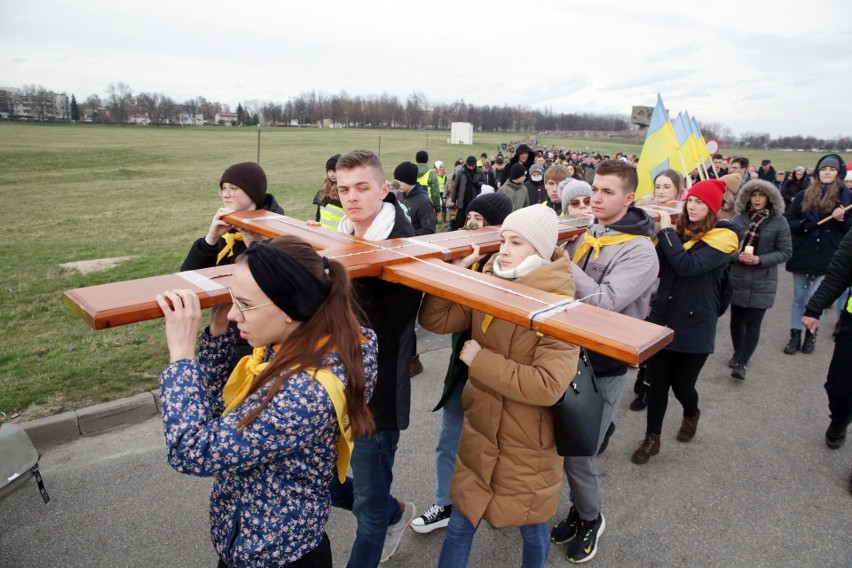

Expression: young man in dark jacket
xmin=394 ymin=161 xmax=436 ymax=236
xmin=330 ymin=150 xmax=423 ymax=566
xmin=451 ymin=156 xmax=485 ymax=230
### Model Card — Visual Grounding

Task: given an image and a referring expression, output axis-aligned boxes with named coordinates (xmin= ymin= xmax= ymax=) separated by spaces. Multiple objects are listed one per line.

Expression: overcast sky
xmin=2 ymin=0 xmax=851 ymax=139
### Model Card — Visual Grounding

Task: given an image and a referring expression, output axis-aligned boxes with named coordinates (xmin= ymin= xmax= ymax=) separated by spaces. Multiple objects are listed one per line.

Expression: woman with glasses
xmin=635 ymin=169 xmax=686 ymax=209
xmin=157 ymin=235 xmax=378 ymax=568
xmin=181 ymin=162 xmax=285 ymax=365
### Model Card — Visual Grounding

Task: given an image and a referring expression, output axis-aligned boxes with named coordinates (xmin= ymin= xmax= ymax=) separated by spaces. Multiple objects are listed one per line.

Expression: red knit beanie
xmin=687 ymin=179 xmax=726 ymax=214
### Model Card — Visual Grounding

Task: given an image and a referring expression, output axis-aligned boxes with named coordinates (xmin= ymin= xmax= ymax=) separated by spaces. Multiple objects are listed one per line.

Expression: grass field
xmin=0 ymin=122 xmax=841 ymax=419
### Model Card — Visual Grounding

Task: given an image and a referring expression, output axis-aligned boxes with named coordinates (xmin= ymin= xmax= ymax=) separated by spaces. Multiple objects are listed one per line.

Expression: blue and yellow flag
xmin=636 ymin=94 xmax=680 ymax=199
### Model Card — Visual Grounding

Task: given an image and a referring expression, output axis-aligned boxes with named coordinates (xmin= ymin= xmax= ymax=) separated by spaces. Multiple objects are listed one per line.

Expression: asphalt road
xmin=1 ymin=271 xmax=851 ymax=567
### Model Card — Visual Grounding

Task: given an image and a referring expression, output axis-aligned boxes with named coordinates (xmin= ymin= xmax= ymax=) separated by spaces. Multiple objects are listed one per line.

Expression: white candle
xmin=744 ymin=245 xmax=754 ymax=255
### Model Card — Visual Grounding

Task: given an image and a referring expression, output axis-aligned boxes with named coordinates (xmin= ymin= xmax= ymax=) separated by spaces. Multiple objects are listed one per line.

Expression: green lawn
xmin=0 ymin=123 xmax=839 ymax=419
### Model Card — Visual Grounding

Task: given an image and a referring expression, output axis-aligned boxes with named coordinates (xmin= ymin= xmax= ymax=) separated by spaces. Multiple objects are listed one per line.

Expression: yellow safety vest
xmin=417 ymin=169 xmax=433 ymax=199
xmin=319 ymin=202 xmax=345 ymax=231
xmin=437 ymin=174 xmax=446 ymax=194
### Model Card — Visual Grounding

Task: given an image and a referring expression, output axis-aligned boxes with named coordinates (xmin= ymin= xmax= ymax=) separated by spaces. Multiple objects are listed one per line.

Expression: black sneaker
xmin=409 ymin=503 xmax=451 ymax=534
xmin=550 ymin=506 xmax=580 ymax=544
xmin=727 ymin=355 xmax=739 ymax=368
xmin=565 ymin=514 xmax=605 ymax=564
xmin=731 ymin=362 xmax=747 ymax=381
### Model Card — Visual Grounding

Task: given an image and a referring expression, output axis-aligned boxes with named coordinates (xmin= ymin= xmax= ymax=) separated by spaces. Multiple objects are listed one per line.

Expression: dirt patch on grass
xmin=60 ymin=256 xmax=134 ymax=274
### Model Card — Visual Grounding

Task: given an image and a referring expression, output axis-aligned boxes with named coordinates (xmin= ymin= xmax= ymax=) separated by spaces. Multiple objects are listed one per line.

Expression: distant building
xmin=0 ymin=86 xmax=69 ymax=121
xmin=128 ymin=113 xmax=150 ymax=125
xmin=215 ymin=112 xmax=238 ymax=126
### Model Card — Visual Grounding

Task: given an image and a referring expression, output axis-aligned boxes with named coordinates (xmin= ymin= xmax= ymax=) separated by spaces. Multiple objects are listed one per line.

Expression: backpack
xmin=0 ymin=412 xmax=50 ymax=503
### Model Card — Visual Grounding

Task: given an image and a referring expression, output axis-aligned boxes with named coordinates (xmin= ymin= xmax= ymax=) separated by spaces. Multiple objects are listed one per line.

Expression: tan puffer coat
xmin=418 ymin=248 xmax=579 ymax=528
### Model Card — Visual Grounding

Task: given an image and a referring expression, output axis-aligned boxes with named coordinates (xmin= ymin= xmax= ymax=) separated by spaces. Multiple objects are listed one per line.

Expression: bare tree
xmin=105 ymin=82 xmax=134 ymax=123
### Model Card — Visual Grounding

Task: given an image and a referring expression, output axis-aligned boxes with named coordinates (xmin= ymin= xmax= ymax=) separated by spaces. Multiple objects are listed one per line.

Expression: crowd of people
xmin=155 ymin=143 xmax=851 ymax=567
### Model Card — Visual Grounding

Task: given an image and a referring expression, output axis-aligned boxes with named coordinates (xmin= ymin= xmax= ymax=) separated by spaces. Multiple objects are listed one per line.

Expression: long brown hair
xmin=234 ymin=235 xmax=374 ymax=439
xmin=676 ymin=200 xmax=718 ymax=241
xmin=319 ymin=176 xmax=339 ymax=203
xmin=801 ymin=175 xmax=843 ymax=213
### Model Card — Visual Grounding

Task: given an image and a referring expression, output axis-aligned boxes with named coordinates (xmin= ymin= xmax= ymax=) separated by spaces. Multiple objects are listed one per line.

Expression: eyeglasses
xmin=219 ymin=186 xmax=242 ymax=196
xmin=569 ymin=197 xmax=591 ymax=207
xmin=229 ymin=287 xmax=273 ymax=318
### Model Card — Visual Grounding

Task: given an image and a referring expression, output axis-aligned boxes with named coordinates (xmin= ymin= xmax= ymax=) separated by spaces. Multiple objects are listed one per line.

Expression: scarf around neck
xmin=742 ymin=208 xmax=770 ymax=250
xmin=338 ymin=202 xmax=397 ymax=241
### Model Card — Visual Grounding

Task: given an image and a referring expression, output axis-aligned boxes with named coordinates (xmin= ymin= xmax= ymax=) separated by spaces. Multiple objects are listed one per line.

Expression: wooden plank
xmin=382 ymin=258 xmax=672 ymax=365
xmin=63 ymin=265 xmax=233 ymax=330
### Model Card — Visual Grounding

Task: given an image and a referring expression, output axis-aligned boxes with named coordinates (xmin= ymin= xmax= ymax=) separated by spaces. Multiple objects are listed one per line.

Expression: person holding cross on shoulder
xmin=553 ymin=159 xmax=659 ymax=563
xmin=328 ymin=149 xmax=423 ymax=567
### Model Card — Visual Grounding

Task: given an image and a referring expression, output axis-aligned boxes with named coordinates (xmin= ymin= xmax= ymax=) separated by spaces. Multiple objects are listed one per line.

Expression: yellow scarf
xmin=216 ymin=231 xmax=244 ymax=264
xmin=572 ymin=232 xmax=646 ymax=263
xmin=222 ymin=345 xmax=353 ymax=483
xmin=681 ymin=227 xmax=739 ymax=253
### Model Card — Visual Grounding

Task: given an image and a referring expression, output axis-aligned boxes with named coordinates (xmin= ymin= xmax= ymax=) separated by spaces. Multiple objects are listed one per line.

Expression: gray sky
xmin=2 ymin=0 xmax=851 ymax=139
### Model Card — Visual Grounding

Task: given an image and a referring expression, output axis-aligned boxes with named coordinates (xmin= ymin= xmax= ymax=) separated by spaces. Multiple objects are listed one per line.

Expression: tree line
xmin=3 ymin=83 xmax=851 ymax=151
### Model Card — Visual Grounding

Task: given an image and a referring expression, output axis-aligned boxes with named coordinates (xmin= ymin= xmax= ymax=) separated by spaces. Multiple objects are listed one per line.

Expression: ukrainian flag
xmin=636 ymin=94 xmax=680 ymax=199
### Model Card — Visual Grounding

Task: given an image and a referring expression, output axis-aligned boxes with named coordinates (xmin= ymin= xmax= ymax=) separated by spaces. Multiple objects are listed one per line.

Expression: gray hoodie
xmin=564 ymin=206 xmax=659 ymax=376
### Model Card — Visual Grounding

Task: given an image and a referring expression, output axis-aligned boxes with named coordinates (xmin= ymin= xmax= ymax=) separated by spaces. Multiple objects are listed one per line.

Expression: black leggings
xmin=217 ymin=533 xmax=332 ymax=568
xmin=646 ymin=350 xmax=709 ymax=435
xmin=729 ymin=305 xmax=767 ymax=365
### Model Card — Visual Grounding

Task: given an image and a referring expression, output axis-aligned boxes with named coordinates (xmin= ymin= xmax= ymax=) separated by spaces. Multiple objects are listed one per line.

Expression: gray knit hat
xmin=558 ymin=179 xmax=592 ymax=208
xmin=500 ymin=205 xmax=558 ymax=259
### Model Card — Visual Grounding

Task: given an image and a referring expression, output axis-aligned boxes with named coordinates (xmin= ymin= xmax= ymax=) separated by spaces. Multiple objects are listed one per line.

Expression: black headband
xmin=242 ymin=242 xmax=331 ymax=321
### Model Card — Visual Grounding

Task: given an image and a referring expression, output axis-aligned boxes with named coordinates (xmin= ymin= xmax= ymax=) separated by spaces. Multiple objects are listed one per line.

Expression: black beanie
xmin=416 ymin=150 xmax=429 ymax=164
xmin=815 ymin=154 xmax=846 ymax=179
xmin=510 ymin=163 xmax=527 ymax=181
xmin=325 ymin=154 xmax=341 ymax=172
xmin=466 ymin=192 xmax=513 ymax=226
xmin=220 ymin=162 xmax=267 ymax=207
xmin=393 ymin=161 xmax=420 ymax=185
xmin=465 ymin=156 xmax=477 ymax=167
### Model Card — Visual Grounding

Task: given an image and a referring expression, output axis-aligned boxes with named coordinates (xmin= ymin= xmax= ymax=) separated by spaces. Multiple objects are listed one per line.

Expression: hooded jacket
xmin=499 ymin=144 xmax=536 ymax=185
xmin=564 ymin=206 xmax=659 ymax=376
xmin=651 ymin=220 xmax=741 ymax=353
xmin=784 ymin=172 xmax=852 ymax=276
xmin=498 ymin=179 xmax=531 ymax=211
xmin=729 ymin=180 xmax=792 ymax=309
xmin=181 ymin=194 xmax=285 ymax=271
xmin=418 ymin=248 xmax=578 ymax=528
xmin=402 ymin=184 xmax=437 ymax=236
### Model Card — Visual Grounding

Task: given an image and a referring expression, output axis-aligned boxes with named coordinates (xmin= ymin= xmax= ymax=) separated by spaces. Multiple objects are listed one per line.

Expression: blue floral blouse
xmin=159 ymin=326 xmax=378 ymax=567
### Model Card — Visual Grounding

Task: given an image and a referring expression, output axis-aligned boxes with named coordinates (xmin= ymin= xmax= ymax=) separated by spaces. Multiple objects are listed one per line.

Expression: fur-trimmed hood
xmin=735 ymin=179 xmax=786 ymax=216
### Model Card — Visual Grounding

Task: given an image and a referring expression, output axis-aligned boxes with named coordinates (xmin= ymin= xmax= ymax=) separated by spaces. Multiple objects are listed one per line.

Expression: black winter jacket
xmin=181 ymin=194 xmax=285 ymax=271
xmin=784 ymin=185 xmax=852 ymax=276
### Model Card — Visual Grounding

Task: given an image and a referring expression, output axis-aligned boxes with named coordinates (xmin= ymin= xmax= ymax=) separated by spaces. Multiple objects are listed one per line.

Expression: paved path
xmin=2 ymin=272 xmax=851 ymax=567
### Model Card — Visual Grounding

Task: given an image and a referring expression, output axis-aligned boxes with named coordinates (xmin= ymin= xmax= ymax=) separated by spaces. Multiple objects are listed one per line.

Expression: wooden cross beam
xmin=63 ymin=204 xmax=681 ymax=365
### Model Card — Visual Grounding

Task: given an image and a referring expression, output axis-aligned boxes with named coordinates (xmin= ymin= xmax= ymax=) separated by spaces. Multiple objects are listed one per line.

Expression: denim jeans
xmin=435 ymin=380 xmax=464 ymax=507
xmin=437 ymin=509 xmax=550 ymax=568
xmin=790 ymin=273 xmax=825 ymax=329
xmin=330 ymin=430 xmax=402 ymax=568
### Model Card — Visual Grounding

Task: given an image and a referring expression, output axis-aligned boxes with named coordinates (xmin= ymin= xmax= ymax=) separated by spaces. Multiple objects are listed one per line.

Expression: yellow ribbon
xmin=216 ymin=231 xmax=244 ymax=265
xmin=681 ymin=227 xmax=739 ymax=253
xmin=221 ymin=345 xmax=353 ymax=483
xmin=572 ymin=232 xmax=645 ymax=263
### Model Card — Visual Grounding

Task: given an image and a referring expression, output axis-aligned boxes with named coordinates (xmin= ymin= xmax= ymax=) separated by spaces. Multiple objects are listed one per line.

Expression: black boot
xmin=783 ymin=329 xmax=802 ymax=354
xmin=801 ymin=330 xmax=817 ymax=354
xmin=826 ymin=416 xmax=851 ymax=449
xmin=630 ymin=383 xmax=649 ymax=411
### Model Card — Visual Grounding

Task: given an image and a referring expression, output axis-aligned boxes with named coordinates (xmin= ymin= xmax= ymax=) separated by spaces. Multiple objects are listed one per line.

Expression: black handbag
xmin=552 ymin=349 xmax=605 ymax=457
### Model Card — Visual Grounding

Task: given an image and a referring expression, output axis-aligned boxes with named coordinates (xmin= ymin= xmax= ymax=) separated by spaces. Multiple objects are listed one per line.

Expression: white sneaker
xmin=380 ymin=501 xmax=416 ymax=563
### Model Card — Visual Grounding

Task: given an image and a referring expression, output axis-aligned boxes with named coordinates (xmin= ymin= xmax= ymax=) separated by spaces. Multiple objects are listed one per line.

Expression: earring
xmin=286 ymin=318 xmax=293 ymax=324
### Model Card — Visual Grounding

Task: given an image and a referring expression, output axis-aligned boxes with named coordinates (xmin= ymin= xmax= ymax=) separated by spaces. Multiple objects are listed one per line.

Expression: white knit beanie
xmin=500 ymin=205 xmax=559 ymax=259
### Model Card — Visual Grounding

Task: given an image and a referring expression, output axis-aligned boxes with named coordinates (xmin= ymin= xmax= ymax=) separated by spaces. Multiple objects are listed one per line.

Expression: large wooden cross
xmin=63 ymin=205 xmax=682 ymax=365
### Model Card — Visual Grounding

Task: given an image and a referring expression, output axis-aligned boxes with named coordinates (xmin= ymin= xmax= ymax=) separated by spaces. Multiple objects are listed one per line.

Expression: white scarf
xmin=492 ymin=254 xmax=550 ymax=280
xmin=338 ymin=202 xmax=397 ymax=241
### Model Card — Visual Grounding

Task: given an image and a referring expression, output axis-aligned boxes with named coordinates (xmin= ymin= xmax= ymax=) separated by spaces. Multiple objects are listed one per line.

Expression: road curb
xmin=21 ymin=389 xmax=162 ymax=450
